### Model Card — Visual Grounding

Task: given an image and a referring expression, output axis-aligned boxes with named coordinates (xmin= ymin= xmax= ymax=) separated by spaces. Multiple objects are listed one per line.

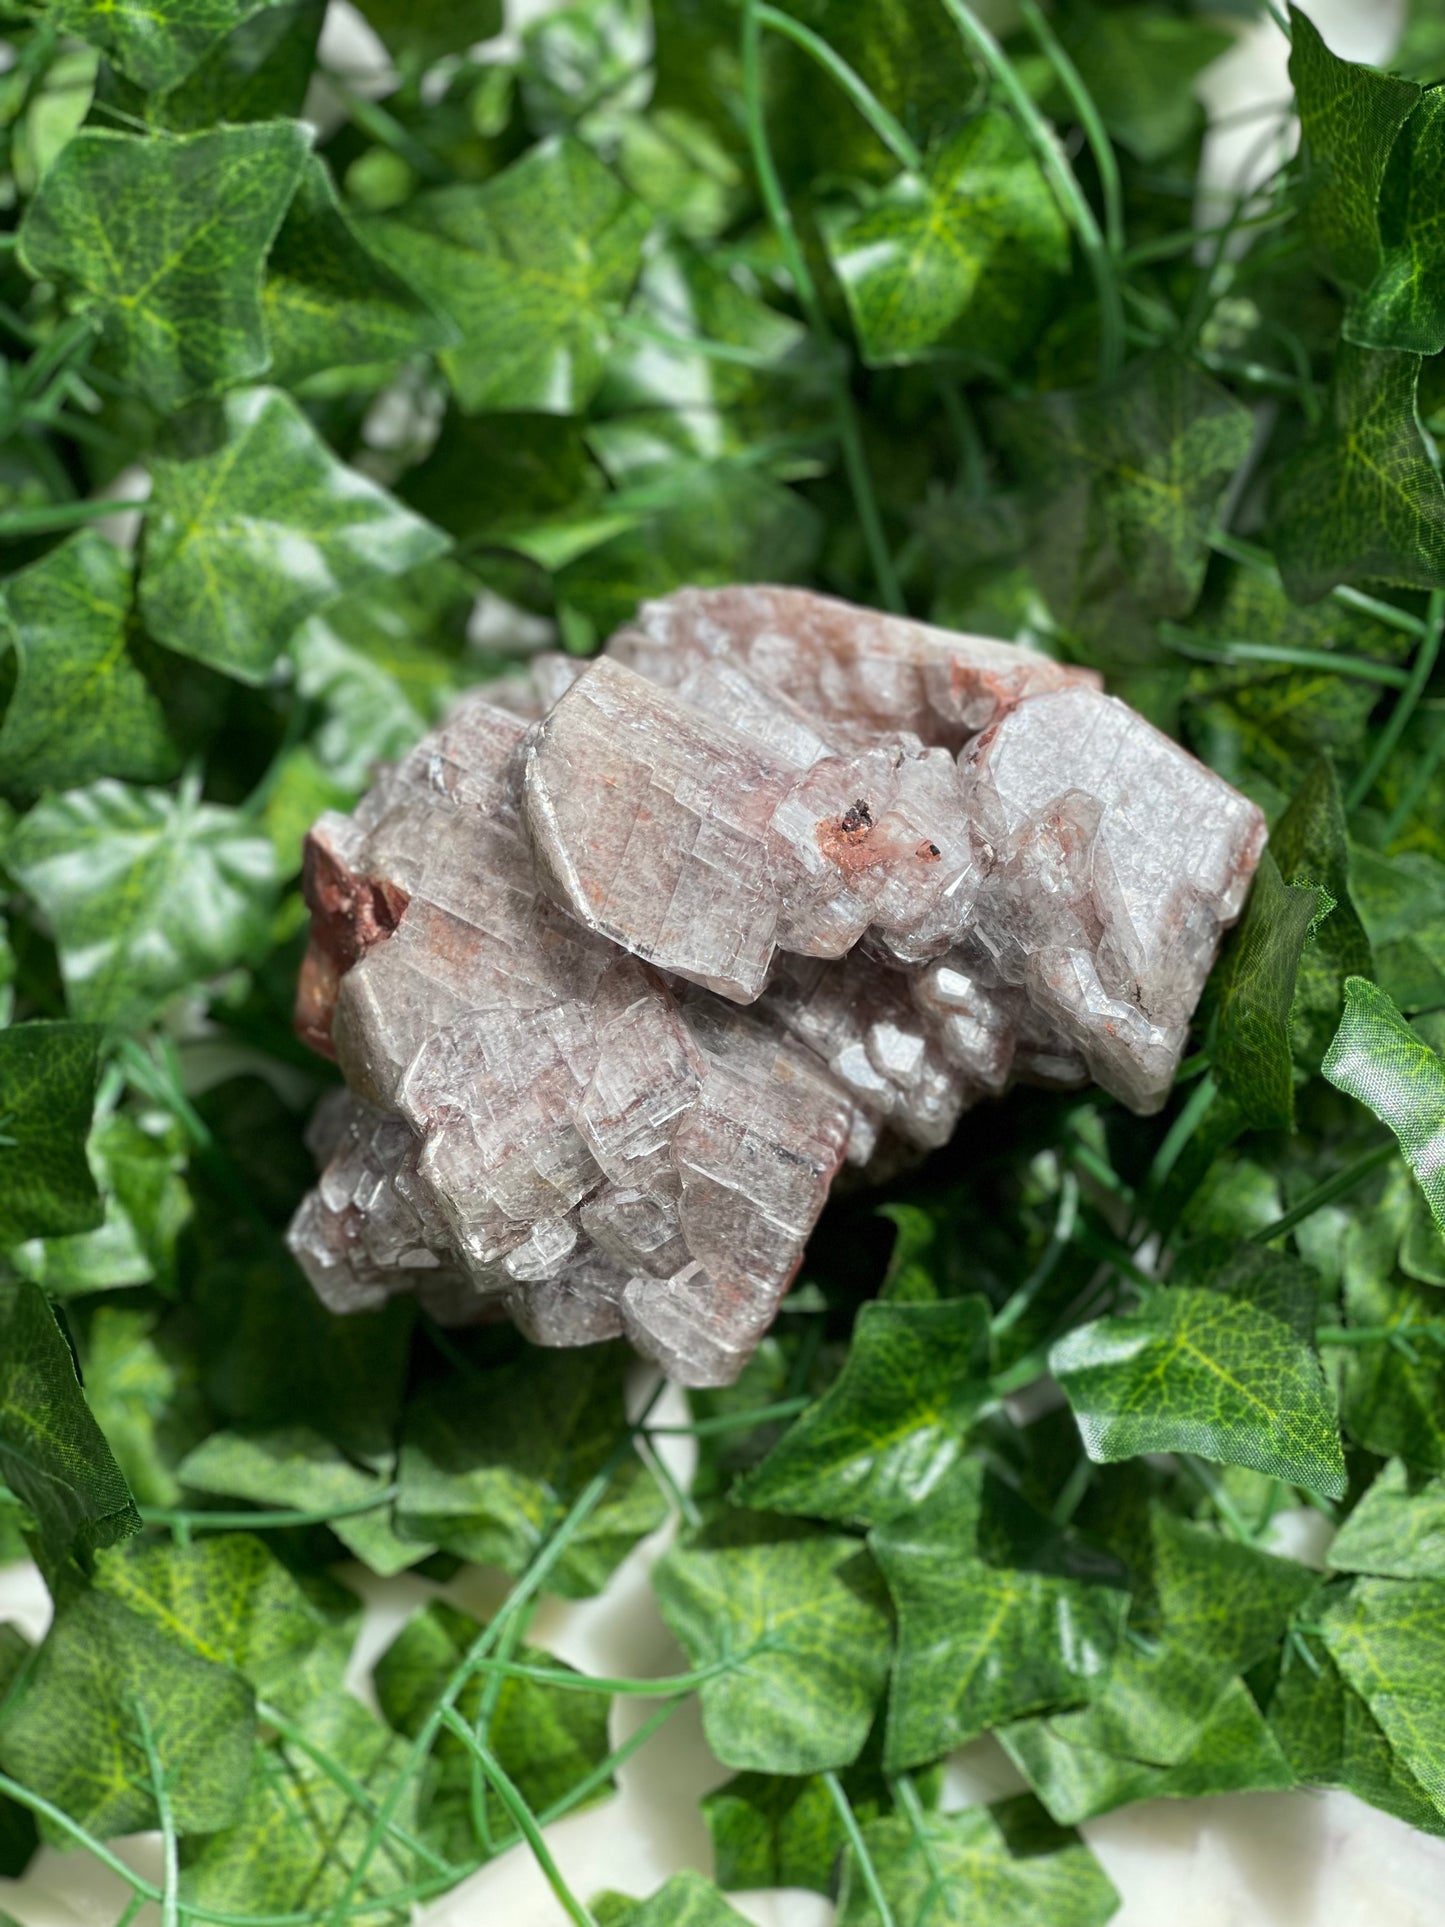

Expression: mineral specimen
xmin=289 ymin=586 xmax=1265 ymax=1386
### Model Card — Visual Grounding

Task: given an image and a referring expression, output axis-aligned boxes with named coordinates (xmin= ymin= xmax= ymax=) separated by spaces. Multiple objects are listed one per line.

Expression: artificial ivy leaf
xmin=994 ymin=355 xmax=1253 ymax=641
xmin=1057 ymin=10 xmax=1231 ymax=164
xmin=1213 ymin=851 xmax=1327 ymax=1132
xmin=0 ymin=1020 xmax=102 ymax=1244
xmin=52 ymin=0 xmax=273 ymax=91
xmin=7 ymin=780 xmax=278 ymax=1029
xmin=79 ymin=1305 xmax=201 ymax=1508
xmin=593 ymin=1872 xmax=753 ymax=1927
xmin=1330 ymin=1459 xmax=1445 ymax=1578
xmin=735 ymin=1296 xmax=991 ymax=1525
xmin=180 ymin=1698 xmax=419 ymax=1922
xmin=871 ymin=1458 xmax=1128 ymax=1771
xmin=0 ymin=1625 xmax=37 ymax=1877
xmin=1340 ymin=1222 xmax=1445 ymax=1471
xmin=0 ymin=1587 xmax=254 ymax=1837
xmin=1324 ymin=976 xmax=1445 ymax=1235
xmin=402 ymin=410 xmax=606 ymax=551
xmin=351 ymin=0 xmax=503 ymax=66
xmin=291 ymin=560 xmax=476 ymax=790
xmin=18 ymin=124 xmax=309 ymax=414
xmin=1321 ymin=1574 xmax=1445 ymax=1817
xmin=374 ymin=1601 xmax=611 ymax=1864
xmin=1053 ymin=1242 xmax=1343 ymax=1497
xmin=0 ymin=1274 xmax=139 ymax=1565
xmin=1270 ymin=757 xmax=1374 ymax=1067
xmin=179 ymin=1425 xmax=429 ymax=1575
xmin=366 ymin=135 xmax=649 ymax=414
xmin=1350 ymin=846 xmax=1445 ymax=1011
xmin=0 ymin=532 xmax=178 ymax=797
xmin=1288 ymin=5 xmax=1419 ymax=304
xmin=107 ymin=0 xmax=326 ymax=133
xmin=1270 ymin=345 xmax=1445 ymax=603
xmin=262 ymin=155 xmax=457 ymax=387
xmin=140 ymin=386 xmax=450 ymax=685
xmin=701 ymin=1771 xmax=855 ymax=1896
xmin=1354 ymin=89 xmax=1445 ymax=355
xmin=823 ymin=107 xmax=1067 ymax=372
xmin=11 ymin=1109 xmax=191 ymax=1297
xmin=653 ymin=1512 xmax=891 ymax=1775
xmin=395 ymin=1345 xmax=665 ymax=1598
xmin=835 ymin=1798 xmax=1118 ymax=1927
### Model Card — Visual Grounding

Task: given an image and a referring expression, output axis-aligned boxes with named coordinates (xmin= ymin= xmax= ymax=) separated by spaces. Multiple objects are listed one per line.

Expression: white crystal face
xmin=287 ymin=586 xmax=1264 ymax=1385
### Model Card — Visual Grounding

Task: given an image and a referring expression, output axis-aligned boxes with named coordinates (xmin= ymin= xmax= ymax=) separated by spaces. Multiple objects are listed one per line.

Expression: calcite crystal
xmin=289 ymin=586 xmax=1265 ymax=1386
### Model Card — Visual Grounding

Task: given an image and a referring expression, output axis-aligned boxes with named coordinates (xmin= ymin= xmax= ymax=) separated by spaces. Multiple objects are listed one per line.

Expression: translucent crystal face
xmin=288 ymin=585 xmax=1264 ymax=1386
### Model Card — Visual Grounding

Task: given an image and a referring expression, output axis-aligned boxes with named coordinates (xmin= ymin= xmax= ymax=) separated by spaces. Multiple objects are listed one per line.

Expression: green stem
xmin=1178 ymin=1455 xmax=1256 ymax=1542
xmin=0 ymin=496 xmax=148 ymax=538
xmin=461 ymin=1652 xmax=748 ymax=1697
xmin=740 ymin=0 xmax=905 ymax=613
xmin=645 ymin=1395 xmax=811 ymax=1437
xmin=993 ymin=1169 xmax=1080 ymax=1338
xmin=1382 ymin=702 xmax=1445 ymax=842
xmin=1158 ymin=628 xmax=1412 ymax=688
xmin=614 ymin=312 xmax=827 ymax=373
xmin=1250 ymin=1141 xmax=1396 ymax=1244
xmin=139 ymin=1488 xmax=399 ymax=1533
xmin=440 ymin=1715 xmax=598 ymax=1927
xmin=755 ymin=3 xmax=923 ymax=170
xmin=322 ymin=76 xmax=449 ymax=182
xmin=1146 ymin=1073 xmax=1218 ymax=1195
xmin=0 ymin=1772 xmax=162 ymax=1902
xmin=131 ymin=1703 xmax=179 ymax=1927
xmin=824 ymin=1772 xmax=896 ymax=1927
xmin=1347 ymin=589 xmax=1445 ymax=811
xmin=937 ymin=0 xmax=1124 ymax=381
xmin=1316 ymin=1321 xmax=1445 ymax=1349
xmin=1017 ymin=0 xmax=1123 ymax=256
xmin=1208 ymin=529 xmax=1428 ymax=637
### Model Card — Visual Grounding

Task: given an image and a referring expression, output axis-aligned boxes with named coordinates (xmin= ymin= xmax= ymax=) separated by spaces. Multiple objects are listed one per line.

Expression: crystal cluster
xmin=289 ymin=586 xmax=1265 ymax=1385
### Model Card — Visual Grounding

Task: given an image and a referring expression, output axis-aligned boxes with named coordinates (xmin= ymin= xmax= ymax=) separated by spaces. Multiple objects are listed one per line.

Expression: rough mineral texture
xmin=289 ymin=586 xmax=1265 ymax=1386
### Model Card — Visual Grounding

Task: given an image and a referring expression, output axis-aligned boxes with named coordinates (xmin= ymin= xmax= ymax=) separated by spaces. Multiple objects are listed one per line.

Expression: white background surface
xmin=5 ymin=0 xmax=1443 ymax=1921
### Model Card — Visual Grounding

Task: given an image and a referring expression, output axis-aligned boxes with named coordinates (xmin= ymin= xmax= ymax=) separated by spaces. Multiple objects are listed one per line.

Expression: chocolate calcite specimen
xmin=289 ymin=584 xmax=1264 ymax=1385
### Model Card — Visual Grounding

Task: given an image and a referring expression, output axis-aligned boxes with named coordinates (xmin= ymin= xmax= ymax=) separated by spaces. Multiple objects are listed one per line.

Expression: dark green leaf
xmin=1340 ymin=1224 xmax=1445 ymax=1471
xmin=1350 ymin=845 xmax=1445 ymax=1011
xmin=0 ymin=533 xmax=178 ymax=797
xmin=823 ymin=108 xmax=1067 ymax=371
xmin=396 ymin=1345 xmax=665 ymax=1598
xmin=0 ymin=1273 xmax=139 ymax=1565
xmin=366 ymin=135 xmax=649 ymax=414
xmin=1050 ymin=1244 xmax=1345 ymax=1498
xmin=653 ymin=1513 xmax=891 ymax=1775
xmin=53 ymin=0 xmax=275 ymax=91
xmin=1321 ymin=1574 xmax=1445 ymax=1819
xmin=18 ymin=124 xmax=309 ymax=414
xmin=0 ymin=1588 xmax=254 ymax=1837
xmin=1059 ymin=12 xmax=1232 ymax=164
xmin=835 ymin=1798 xmax=1119 ymax=1927
xmin=7 ymin=781 xmax=277 ymax=1028
xmin=110 ymin=0 xmax=326 ymax=133
xmin=1270 ymin=345 xmax=1445 ymax=602
xmin=11 ymin=1110 xmax=190 ymax=1298
xmin=262 ymin=155 xmax=458 ymax=386
xmin=701 ymin=1770 xmax=854 ymax=1895
xmin=78 ymin=1304 xmax=201 ymax=1508
xmin=871 ymin=1459 xmax=1129 ymax=1771
xmin=735 ymin=1296 xmax=991 ymax=1525
xmin=1213 ymin=852 xmax=1327 ymax=1132
xmin=593 ymin=1872 xmax=753 ymax=1927
xmin=1289 ymin=5 xmax=1419 ymax=302
xmin=0 ymin=1021 xmax=102 ymax=1244
xmin=1330 ymin=1459 xmax=1445 ymax=1578
xmin=1354 ymin=89 xmax=1445 ymax=355
xmin=140 ymin=386 xmax=450 ymax=684
xmin=1270 ymin=757 xmax=1374 ymax=1066
xmin=1324 ymin=976 xmax=1445 ymax=1236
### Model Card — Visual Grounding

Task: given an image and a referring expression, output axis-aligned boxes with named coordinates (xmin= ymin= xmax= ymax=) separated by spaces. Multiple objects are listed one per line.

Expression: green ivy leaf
xmin=836 ymin=1798 xmax=1119 ymax=1927
xmin=1288 ymin=5 xmax=1419 ymax=303
xmin=870 ymin=1459 xmax=1128 ymax=1772
xmin=1340 ymin=1257 xmax=1445 ymax=1471
xmin=395 ymin=1345 xmax=665 ymax=1599
xmin=365 ymin=135 xmax=649 ymax=414
xmin=1353 ymin=89 xmax=1445 ymax=355
xmin=0 ymin=532 xmax=178 ymax=798
xmin=0 ymin=1020 xmax=103 ymax=1244
xmin=1270 ymin=758 xmax=1374 ymax=1067
xmin=1058 ymin=11 xmax=1232 ymax=164
xmin=52 ymin=0 xmax=276 ymax=91
xmin=0 ymin=1625 xmax=37 ymax=1877
xmin=262 ymin=155 xmax=458 ymax=386
xmin=735 ymin=1297 xmax=991 ymax=1526
xmin=376 ymin=1606 xmax=611 ymax=1863
xmin=653 ymin=1513 xmax=891 ymax=1775
xmin=104 ymin=0 xmax=325 ymax=134
xmin=1270 ymin=345 xmax=1445 ymax=603
xmin=78 ymin=1304 xmax=201 ymax=1508
xmin=1321 ymin=1574 xmax=1445 ymax=1819
xmin=179 ymin=1425 xmax=428 ymax=1575
xmin=0 ymin=1587 xmax=254 ymax=1837
xmin=1213 ymin=851 xmax=1327 ymax=1132
xmin=823 ymin=107 xmax=1067 ymax=371
xmin=701 ymin=1770 xmax=857 ymax=1896
xmin=1350 ymin=846 xmax=1445 ymax=1012
xmin=593 ymin=1871 xmax=754 ymax=1927
xmin=18 ymin=124 xmax=309 ymax=414
xmin=7 ymin=781 xmax=278 ymax=1029
xmin=1324 ymin=977 xmax=1445 ymax=1236
xmin=1329 ymin=1459 xmax=1445 ymax=1579
xmin=1051 ymin=1243 xmax=1345 ymax=1498
xmin=140 ymin=386 xmax=450 ymax=685
xmin=0 ymin=1274 xmax=140 ymax=1565
xmin=11 ymin=1110 xmax=191 ymax=1298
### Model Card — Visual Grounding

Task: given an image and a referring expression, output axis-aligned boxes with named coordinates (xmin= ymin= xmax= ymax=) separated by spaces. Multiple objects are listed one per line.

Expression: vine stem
xmin=739 ymin=0 xmax=905 ymax=614
xmin=1347 ymin=589 xmax=1445 ymax=812
xmin=1016 ymin=0 xmax=1124 ymax=257
xmin=441 ymin=1715 xmax=598 ymax=1927
xmin=754 ymin=3 xmax=922 ymax=171
xmin=131 ymin=1703 xmax=179 ymax=1927
xmin=824 ymin=1772 xmax=897 ymax=1927
xmin=1250 ymin=1140 xmax=1396 ymax=1244
xmin=936 ymin=0 xmax=1124 ymax=381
